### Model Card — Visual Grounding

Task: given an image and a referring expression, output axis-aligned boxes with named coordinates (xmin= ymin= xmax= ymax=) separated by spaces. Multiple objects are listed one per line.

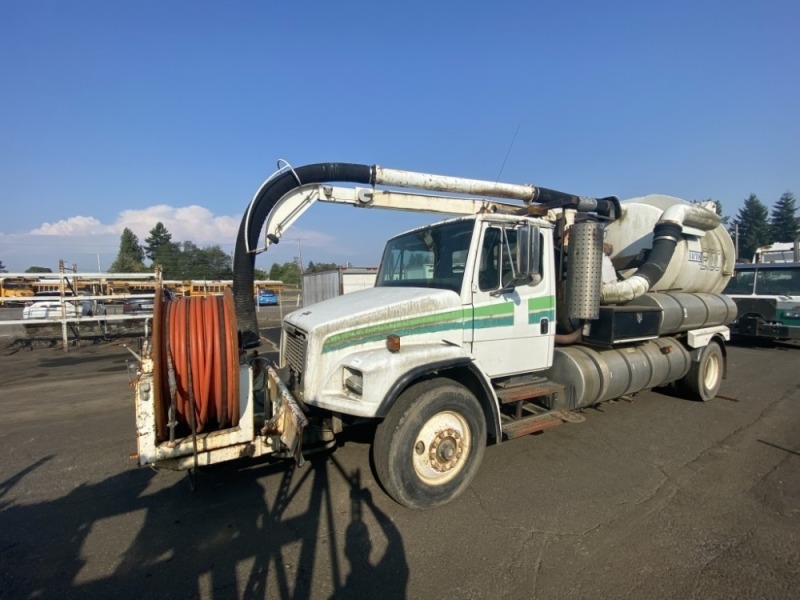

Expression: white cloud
xmin=26 ymin=205 xmax=240 ymax=246
xmin=113 ymin=204 xmax=239 ymax=246
xmin=31 ymin=216 xmax=114 ymax=236
xmin=0 ymin=204 xmax=356 ymax=273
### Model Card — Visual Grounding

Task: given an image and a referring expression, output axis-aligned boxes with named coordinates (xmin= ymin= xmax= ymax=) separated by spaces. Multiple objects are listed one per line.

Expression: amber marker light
xmin=386 ymin=334 xmax=401 ymax=353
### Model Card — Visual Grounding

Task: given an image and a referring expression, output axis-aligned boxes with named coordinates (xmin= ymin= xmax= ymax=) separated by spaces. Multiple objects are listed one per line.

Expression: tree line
xmin=108 ymin=223 xmax=238 ymax=280
xmin=107 ymin=222 xmax=342 ymax=284
xmin=729 ymin=191 xmax=799 ymax=261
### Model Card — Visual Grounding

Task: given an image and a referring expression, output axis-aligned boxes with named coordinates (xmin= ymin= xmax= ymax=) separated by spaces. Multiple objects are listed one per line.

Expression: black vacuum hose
xmin=233 ymin=163 xmax=373 ymax=348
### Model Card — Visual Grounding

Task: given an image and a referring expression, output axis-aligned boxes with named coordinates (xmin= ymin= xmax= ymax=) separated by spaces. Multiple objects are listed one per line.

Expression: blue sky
xmin=1 ymin=0 xmax=798 ymax=273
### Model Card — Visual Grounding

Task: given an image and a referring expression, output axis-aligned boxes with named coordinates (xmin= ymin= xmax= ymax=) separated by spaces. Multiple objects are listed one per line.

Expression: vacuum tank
xmin=549 ymin=196 xmax=737 ymax=409
xmin=603 ymin=194 xmax=735 ymax=295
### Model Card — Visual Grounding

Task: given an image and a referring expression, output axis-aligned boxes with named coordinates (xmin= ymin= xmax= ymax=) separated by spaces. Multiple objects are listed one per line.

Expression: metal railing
xmin=0 ymin=272 xmax=161 ymax=350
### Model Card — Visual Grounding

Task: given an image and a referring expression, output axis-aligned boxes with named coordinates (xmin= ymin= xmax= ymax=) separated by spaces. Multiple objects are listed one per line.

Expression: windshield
xmin=723 ymin=270 xmax=755 ymax=295
xmin=376 ymin=220 xmax=474 ymax=293
xmin=724 ymin=266 xmax=800 ymax=296
xmin=755 ymin=267 xmax=800 ymax=296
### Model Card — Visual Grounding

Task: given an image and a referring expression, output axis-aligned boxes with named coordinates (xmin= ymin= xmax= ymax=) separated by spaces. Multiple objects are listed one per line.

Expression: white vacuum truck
xmin=132 ymin=163 xmax=736 ymax=509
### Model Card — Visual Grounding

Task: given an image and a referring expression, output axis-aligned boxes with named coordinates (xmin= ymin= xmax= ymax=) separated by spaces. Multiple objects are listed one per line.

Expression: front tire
xmin=372 ymin=379 xmax=486 ymax=509
xmin=683 ymin=341 xmax=724 ymax=401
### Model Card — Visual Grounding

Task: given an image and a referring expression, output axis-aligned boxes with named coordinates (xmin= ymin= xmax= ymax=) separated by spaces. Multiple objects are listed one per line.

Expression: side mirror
xmin=517 ymin=224 xmax=540 ymax=279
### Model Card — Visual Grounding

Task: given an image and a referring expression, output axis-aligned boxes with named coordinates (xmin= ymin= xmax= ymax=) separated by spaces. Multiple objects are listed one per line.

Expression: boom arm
xmin=233 ymin=162 xmax=618 ymax=347
xmin=252 ymin=184 xmax=526 ymax=254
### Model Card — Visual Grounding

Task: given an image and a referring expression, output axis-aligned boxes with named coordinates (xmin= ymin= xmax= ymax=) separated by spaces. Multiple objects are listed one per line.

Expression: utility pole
xmin=296 ymin=239 xmax=304 ymax=274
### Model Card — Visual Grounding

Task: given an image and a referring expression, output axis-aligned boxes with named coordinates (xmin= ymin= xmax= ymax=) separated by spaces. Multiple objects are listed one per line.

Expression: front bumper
xmin=133 ymin=359 xmax=309 ymax=470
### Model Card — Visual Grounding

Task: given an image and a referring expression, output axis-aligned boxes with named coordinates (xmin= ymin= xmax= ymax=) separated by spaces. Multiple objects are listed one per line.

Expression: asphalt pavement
xmin=0 ymin=331 xmax=798 ymax=599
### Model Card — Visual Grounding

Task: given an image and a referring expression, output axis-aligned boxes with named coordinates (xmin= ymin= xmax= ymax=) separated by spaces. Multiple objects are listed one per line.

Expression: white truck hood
xmin=285 ymin=286 xmax=464 ymax=348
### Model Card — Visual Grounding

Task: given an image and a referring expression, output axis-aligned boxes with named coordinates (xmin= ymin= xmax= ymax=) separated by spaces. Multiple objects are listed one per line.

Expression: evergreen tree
xmin=144 ymin=222 xmax=174 ymax=261
xmin=731 ymin=194 xmax=770 ymax=261
xmin=171 ymin=242 xmax=229 ymax=280
xmin=268 ymin=262 xmax=283 ymax=281
xmin=143 ymin=223 xmax=180 ymax=277
xmin=177 ymin=241 xmax=201 ymax=279
xmin=154 ymin=242 xmax=182 ymax=279
xmin=268 ymin=261 xmax=302 ymax=285
xmin=305 ymin=261 xmax=339 ymax=274
xmin=769 ymin=191 xmax=800 ymax=243
xmin=109 ymin=228 xmax=146 ymax=272
xmin=25 ymin=266 xmax=52 ymax=273
xmin=0 ymin=259 xmax=6 ymax=273
xmin=197 ymin=245 xmax=234 ymax=280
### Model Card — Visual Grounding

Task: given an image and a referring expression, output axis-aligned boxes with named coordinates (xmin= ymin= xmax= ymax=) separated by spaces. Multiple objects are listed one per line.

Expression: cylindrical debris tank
xmin=566 ymin=221 xmax=604 ymax=320
xmin=547 ymin=338 xmax=691 ymax=410
xmin=628 ymin=292 xmax=738 ymax=335
xmin=604 ymin=195 xmax=735 ymax=295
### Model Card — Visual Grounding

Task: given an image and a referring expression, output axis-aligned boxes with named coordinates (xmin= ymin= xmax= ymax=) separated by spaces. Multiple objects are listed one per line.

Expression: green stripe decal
xmin=777 ymin=309 xmax=800 ymax=325
xmin=321 ymin=296 xmax=555 ymax=353
xmin=322 ymin=302 xmax=516 ymax=353
xmin=323 ymin=307 xmax=467 ymax=353
xmin=473 ymin=301 xmax=514 ymax=330
xmin=528 ymin=296 xmax=556 ymax=324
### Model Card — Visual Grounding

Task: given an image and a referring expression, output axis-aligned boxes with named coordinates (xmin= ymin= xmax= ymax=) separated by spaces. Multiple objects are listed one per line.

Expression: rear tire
xmin=683 ymin=341 xmax=724 ymax=402
xmin=372 ymin=379 xmax=486 ymax=509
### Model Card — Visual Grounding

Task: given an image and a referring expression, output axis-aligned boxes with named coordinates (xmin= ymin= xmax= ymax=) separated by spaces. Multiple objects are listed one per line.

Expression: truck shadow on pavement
xmin=0 ymin=453 xmax=409 ymax=599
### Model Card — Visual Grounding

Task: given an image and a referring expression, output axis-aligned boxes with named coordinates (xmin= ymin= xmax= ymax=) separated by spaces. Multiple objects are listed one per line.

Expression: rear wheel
xmin=373 ymin=379 xmax=486 ymax=509
xmin=683 ymin=341 xmax=724 ymax=401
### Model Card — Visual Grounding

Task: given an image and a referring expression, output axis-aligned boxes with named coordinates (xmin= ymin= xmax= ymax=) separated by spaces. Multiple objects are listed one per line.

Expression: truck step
xmin=495 ymin=379 xmax=565 ymax=405
xmin=501 ymin=410 xmax=576 ymax=440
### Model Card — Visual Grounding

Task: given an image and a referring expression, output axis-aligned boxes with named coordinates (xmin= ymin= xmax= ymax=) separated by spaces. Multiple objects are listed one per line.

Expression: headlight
xmin=343 ymin=367 xmax=363 ymax=396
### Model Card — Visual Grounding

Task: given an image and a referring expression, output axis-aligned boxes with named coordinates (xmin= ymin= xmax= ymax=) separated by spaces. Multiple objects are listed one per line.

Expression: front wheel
xmin=372 ymin=379 xmax=486 ymax=509
xmin=683 ymin=341 xmax=724 ymax=401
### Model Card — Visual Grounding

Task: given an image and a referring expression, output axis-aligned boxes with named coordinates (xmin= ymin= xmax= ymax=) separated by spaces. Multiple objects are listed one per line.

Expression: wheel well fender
xmin=712 ymin=334 xmax=728 ymax=379
xmin=377 ymin=359 xmax=502 ymax=445
xmin=689 ymin=335 xmax=728 ymax=378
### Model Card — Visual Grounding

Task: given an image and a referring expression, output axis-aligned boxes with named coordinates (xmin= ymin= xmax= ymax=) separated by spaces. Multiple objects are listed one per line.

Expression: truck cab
xmin=280 ymin=214 xmax=554 ymax=422
xmin=724 ymin=262 xmax=800 ymax=339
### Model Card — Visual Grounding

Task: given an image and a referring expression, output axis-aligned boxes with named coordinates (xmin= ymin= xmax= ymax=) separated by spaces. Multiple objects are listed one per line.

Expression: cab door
xmin=468 ymin=221 xmax=554 ymax=377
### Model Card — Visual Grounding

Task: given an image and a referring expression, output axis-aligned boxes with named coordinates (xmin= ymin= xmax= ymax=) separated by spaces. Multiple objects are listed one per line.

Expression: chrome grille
xmin=283 ymin=326 xmax=307 ymax=377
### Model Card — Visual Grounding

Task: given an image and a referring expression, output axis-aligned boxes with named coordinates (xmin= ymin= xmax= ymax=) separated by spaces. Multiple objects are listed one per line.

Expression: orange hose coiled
xmin=154 ymin=290 xmax=240 ymax=438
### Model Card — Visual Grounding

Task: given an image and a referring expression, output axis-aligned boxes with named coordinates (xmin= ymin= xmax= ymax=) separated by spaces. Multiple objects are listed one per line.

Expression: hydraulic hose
xmin=233 ymin=163 xmax=373 ymax=348
xmin=554 ymin=328 xmax=583 ymax=346
xmin=600 ymin=200 xmax=723 ymax=305
xmin=600 ymin=222 xmax=682 ymax=304
xmin=534 ymin=188 xmax=621 ymax=219
xmin=152 ymin=291 xmax=240 ymax=438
